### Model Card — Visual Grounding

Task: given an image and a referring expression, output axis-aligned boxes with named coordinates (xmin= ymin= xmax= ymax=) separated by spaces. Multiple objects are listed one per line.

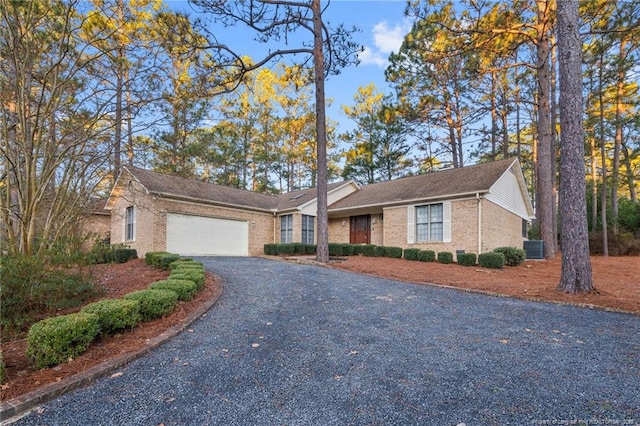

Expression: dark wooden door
xmin=350 ymin=215 xmax=371 ymax=244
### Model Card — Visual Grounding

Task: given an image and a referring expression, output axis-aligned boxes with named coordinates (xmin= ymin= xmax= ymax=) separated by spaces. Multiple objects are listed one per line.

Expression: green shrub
xmin=263 ymin=244 xmax=277 ymax=255
xmin=362 ymin=245 xmax=376 ymax=257
xmin=403 ymin=248 xmax=420 ymax=261
xmin=169 ymin=260 xmax=204 ymax=271
xmin=0 ymin=254 xmax=104 ymax=337
xmin=385 ymin=246 xmax=403 ymax=258
xmin=374 ymin=246 xmax=387 ymax=257
xmin=437 ymin=251 xmax=454 ymax=264
xmin=352 ymin=245 xmax=364 ymax=255
xmin=149 ymin=279 xmax=197 ymax=301
xmin=88 ymin=242 xmax=114 ymax=264
xmin=457 ymin=253 xmax=477 ymax=267
xmin=276 ymin=244 xmax=295 ymax=255
xmin=81 ymin=299 xmax=141 ymax=335
xmin=304 ymin=244 xmax=317 ymax=255
xmin=292 ymin=243 xmax=305 ymax=255
xmin=417 ymin=250 xmax=436 ymax=262
xmin=342 ymin=244 xmax=355 ymax=256
xmin=328 ymin=243 xmax=344 ymax=256
xmin=157 ymin=253 xmax=181 ymax=270
xmin=26 ymin=313 xmax=101 ymax=369
xmin=112 ymin=248 xmax=137 ymax=263
xmin=478 ymin=252 xmax=505 ymax=269
xmin=144 ymin=251 xmax=170 ymax=267
xmin=124 ymin=289 xmax=178 ymax=321
xmin=170 ymin=270 xmax=206 ymax=291
xmin=493 ymin=247 xmax=526 ymax=266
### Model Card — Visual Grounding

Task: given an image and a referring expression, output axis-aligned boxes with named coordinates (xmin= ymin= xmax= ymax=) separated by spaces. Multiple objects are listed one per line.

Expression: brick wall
xmin=110 ymin=179 xmax=274 ymax=257
xmin=481 ymin=201 xmax=525 ymax=252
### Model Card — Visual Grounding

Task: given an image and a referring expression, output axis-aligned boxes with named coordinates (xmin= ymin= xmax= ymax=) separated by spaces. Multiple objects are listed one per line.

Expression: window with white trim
xmin=301 ymin=215 xmax=314 ymax=244
xmin=416 ymin=203 xmax=443 ymax=242
xmin=280 ymin=214 xmax=293 ymax=243
xmin=125 ymin=206 xmax=135 ymax=241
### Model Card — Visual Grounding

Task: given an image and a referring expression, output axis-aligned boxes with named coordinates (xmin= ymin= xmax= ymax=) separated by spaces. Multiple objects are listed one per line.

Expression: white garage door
xmin=166 ymin=213 xmax=248 ymax=256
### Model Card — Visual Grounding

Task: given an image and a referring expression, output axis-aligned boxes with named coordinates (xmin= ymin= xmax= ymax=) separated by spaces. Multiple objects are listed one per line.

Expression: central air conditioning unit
xmin=523 ymin=240 xmax=544 ymax=260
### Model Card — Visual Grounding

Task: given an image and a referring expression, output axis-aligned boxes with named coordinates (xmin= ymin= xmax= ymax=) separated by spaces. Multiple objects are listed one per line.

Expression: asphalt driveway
xmin=10 ymin=257 xmax=640 ymax=425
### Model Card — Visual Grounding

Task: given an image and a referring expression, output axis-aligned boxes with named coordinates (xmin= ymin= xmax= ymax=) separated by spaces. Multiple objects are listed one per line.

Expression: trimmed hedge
xmin=374 ymin=246 xmax=387 ymax=257
xmin=304 ymin=244 xmax=317 ymax=255
xmin=361 ymin=245 xmax=376 ymax=257
xmin=150 ymin=279 xmax=197 ymax=301
xmin=27 ymin=313 xmax=101 ymax=369
xmin=124 ymin=289 xmax=178 ymax=321
xmin=169 ymin=260 xmax=204 ymax=271
xmin=264 ymin=244 xmax=277 ymax=255
xmin=80 ymin=299 xmax=141 ymax=335
xmin=437 ymin=251 xmax=454 ymax=264
xmin=342 ymin=244 xmax=355 ymax=256
xmin=456 ymin=253 xmax=477 ymax=267
xmin=113 ymin=248 xmax=137 ymax=263
xmin=277 ymin=244 xmax=295 ymax=255
xmin=403 ymin=248 xmax=420 ymax=261
xmin=478 ymin=252 xmax=505 ymax=269
xmin=385 ymin=246 xmax=403 ymax=258
xmin=493 ymin=246 xmax=526 ymax=266
xmin=328 ymin=243 xmax=344 ymax=256
xmin=352 ymin=245 xmax=364 ymax=255
xmin=144 ymin=251 xmax=170 ymax=267
xmin=157 ymin=253 xmax=181 ymax=270
xmin=292 ymin=243 xmax=305 ymax=255
xmin=170 ymin=270 xmax=206 ymax=291
xmin=417 ymin=250 xmax=436 ymax=262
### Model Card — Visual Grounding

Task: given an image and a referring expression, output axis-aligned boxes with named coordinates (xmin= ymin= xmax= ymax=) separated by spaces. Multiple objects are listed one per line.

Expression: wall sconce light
xmin=341 ymin=220 xmax=347 ymax=227
xmin=372 ymin=218 xmax=377 ymax=224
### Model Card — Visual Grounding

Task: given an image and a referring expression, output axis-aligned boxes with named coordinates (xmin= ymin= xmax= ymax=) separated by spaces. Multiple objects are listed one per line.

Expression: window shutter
xmin=442 ymin=201 xmax=451 ymax=243
xmin=407 ymin=205 xmax=415 ymax=244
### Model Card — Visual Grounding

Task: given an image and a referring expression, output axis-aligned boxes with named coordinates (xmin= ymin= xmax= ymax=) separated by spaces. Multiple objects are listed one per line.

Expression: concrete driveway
xmin=10 ymin=257 xmax=640 ymax=425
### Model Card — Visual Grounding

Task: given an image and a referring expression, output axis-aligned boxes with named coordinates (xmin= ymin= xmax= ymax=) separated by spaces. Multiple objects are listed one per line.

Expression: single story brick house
xmin=105 ymin=158 xmax=534 ymax=257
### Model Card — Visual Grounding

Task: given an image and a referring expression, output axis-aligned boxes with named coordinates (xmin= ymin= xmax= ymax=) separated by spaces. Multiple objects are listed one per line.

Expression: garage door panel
xmin=166 ymin=214 xmax=248 ymax=256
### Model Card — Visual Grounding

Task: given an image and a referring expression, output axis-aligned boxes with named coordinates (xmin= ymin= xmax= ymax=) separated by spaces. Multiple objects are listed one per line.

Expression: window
xmin=301 ymin=215 xmax=315 ymax=244
xmin=280 ymin=214 xmax=293 ymax=243
xmin=415 ymin=203 xmax=443 ymax=242
xmin=125 ymin=206 xmax=135 ymax=241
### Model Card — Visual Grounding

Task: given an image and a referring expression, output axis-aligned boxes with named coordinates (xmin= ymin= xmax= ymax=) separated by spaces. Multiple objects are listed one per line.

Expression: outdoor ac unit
xmin=524 ymin=240 xmax=544 ymax=260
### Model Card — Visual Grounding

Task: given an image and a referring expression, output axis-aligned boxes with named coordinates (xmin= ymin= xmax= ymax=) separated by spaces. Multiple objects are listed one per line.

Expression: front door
xmin=350 ymin=215 xmax=371 ymax=244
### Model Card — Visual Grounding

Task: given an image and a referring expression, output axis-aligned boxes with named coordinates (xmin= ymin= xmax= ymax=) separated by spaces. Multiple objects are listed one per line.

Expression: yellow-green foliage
xmin=149 ymin=279 xmax=197 ymax=301
xmin=80 ymin=299 xmax=141 ymax=335
xmin=124 ymin=289 xmax=178 ymax=321
xmin=170 ymin=270 xmax=205 ymax=291
xmin=27 ymin=313 xmax=101 ymax=369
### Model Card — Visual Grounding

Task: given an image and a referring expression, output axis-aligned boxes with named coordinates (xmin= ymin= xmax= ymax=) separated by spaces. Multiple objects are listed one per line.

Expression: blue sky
xmin=168 ymin=0 xmax=412 ymax=133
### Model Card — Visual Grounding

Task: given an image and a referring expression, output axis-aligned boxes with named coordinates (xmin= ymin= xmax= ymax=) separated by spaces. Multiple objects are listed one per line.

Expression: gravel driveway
xmin=11 ymin=257 xmax=640 ymax=425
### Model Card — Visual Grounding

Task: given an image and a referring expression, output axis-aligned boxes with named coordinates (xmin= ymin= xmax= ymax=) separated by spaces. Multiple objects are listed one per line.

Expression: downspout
xmin=476 ymin=193 xmax=482 ymax=254
xmin=273 ymin=211 xmax=277 ymax=243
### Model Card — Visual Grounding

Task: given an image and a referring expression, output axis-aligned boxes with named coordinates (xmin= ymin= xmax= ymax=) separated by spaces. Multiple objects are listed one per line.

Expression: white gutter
xmin=328 ymin=190 xmax=490 ymax=213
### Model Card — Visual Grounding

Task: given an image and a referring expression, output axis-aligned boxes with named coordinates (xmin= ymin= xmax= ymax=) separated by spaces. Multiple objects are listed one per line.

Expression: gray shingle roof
xmin=126 ymin=166 xmax=279 ymax=211
xmin=124 ymin=167 xmax=350 ymax=212
xmin=327 ymin=158 xmax=517 ymax=211
xmin=122 ymin=159 xmax=517 ymax=214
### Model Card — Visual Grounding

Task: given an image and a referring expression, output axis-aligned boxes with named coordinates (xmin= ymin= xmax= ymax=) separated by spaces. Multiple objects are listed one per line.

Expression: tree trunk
xmin=557 ymin=0 xmax=594 ymax=293
xmin=312 ymin=0 xmax=328 ymax=263
xmin=611 ymin=37 xmax=628 ymax=234
xmin=598 ymin=52 xmax=609 ymax=257
xmin=535 ymin=0 xmax=556 ymax=259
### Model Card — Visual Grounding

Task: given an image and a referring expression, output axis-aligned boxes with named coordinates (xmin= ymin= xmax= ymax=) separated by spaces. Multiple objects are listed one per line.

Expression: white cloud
xmin=360 ymin=19 xmax=411 ymax=67
xmin=358 ymin=46 xmax=388 ymax=67
xmin=372 ymin=21 xmax=408 ymax=53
